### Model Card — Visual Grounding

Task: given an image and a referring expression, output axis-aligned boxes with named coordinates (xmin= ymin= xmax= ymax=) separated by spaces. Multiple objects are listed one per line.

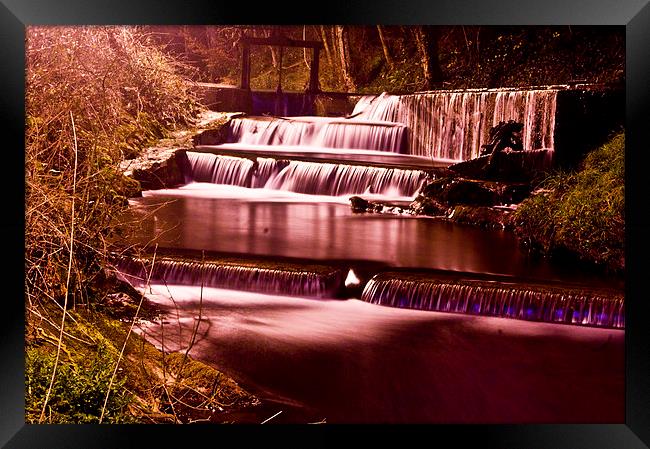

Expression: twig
xmin=173 ymin=250 xmax=205 ymax=390
xmin=99 ymin=244 xmax=158 ymax=423
xmin=261 ymin=410 xmax=282 ymax=424
xmin=39 ymin=111 xmax=79 ymax=423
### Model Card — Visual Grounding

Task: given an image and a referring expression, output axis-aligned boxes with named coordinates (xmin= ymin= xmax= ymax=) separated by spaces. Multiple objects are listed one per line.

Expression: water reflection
xmin=122 ymin=187 xmax=616 ymax=287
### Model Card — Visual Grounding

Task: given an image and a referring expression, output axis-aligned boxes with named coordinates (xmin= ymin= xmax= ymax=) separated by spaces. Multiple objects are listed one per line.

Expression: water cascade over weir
xmin=116 ymin=257 xmax=345 ymax=298
xmin=351 ymin=89 xmax=558 ymax=161
xmin=227 ymin=116 xmax=409 ymax=154
xmin=122 ymin=86 xmax=624 ymax=330
xmin=361 ymin=273 xmax=624 ymax=328
xmin=185 ymin=152 xmax=428 ymax=197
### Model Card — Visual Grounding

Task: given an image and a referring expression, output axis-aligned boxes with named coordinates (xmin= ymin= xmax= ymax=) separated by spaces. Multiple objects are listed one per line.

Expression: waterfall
xmin=352 ymin=89 xmax=558 ymax=161
xmin=227 ymin=116 xmax=408 ymax=153
xmin=185 ymin=152 xmax=427 ymax=197
xmin=266 ymin=160 xmax=427 ymax=196
xmin=186 ymin=152 xmax=255 ymax=186
xmin=116 ymin=257 xmax=344 ymax=298
xmin=254 ymin=157 xmax=291 ymax=188
xmin=361 ymin=273 xmax=624 ymax=328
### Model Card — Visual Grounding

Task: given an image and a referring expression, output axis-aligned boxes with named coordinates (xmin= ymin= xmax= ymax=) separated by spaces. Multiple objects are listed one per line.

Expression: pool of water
xmin=135 ymin=283 xmax=624 ymax=423
xmin=121 ymin=184 xmax=619 ymax=288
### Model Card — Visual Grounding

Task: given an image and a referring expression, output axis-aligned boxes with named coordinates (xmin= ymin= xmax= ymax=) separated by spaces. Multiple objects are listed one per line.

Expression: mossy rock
xmin=192 ymin=122 xmax=230 ymax=146
xmin=449 ymin=150 xmax=552 ymax=183
xmin=130 ymin=149 xmax=188 ymax=190
xmin=450 ymin=205 xmax=515 ymax=230
xmin=421 ymin=177 xmax=498 ymax=206
xmin=409 ymin=195 xmax=449 ymax=216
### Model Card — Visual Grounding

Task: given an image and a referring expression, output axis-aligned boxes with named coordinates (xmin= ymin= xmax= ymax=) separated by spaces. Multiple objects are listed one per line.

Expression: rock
xmin=125 ymin=148 xmax=189 ymax=191
xmin=349 ymin=196 xmax=384 ymax=213
xmin=192 ymin=124 xmax=230 ymax=146
xmin=479 ymin=120 xmax=524 ymax=157
xmin=350 ymin=196 xmax=371 ymax=212
xmin=421 ymin=177 xmax=498 ymax=206
xmin=449 ymin=205 xmax=515 ymax=230
xmin=409 ymin=195 xmax=449 ymax=216
xmin=449 ymin=150 xmax=553 ymax=182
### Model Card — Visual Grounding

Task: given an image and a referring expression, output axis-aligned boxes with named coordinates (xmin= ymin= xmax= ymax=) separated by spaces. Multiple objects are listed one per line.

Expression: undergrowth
xmin=513 ymin=132 xmax=625 ymax=272
xmin=24 ymin=26 xmax=211 ymax=423
xmin=25 ymin=297 xmax=257 ymax=424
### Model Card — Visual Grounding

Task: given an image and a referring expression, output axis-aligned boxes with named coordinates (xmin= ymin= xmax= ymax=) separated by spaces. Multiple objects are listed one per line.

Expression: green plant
xmin=26 ymin=343 xmax=133 ymax=423
xmin=513 ymin=132 xmax=624 ymax=271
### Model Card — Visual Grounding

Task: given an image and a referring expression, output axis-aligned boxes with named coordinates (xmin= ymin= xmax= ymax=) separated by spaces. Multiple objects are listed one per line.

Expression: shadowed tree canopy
xmin=141 ymin=25 xmax=623 ymax=94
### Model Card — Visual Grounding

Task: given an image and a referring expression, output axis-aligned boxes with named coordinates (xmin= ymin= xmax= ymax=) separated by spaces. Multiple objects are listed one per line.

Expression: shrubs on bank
xmin=25 ymin=27 xmax=201 ymax=423
xmin=25 ymin=343 xmax=133 ymax=424
xmin=25 ymin=26 xmax=199 ymax=310
xmin=513 ymin=132 xmax=625 ymax=272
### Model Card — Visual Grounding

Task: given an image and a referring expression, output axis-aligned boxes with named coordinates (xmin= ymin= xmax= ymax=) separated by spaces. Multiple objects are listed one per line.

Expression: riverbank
xmin=26 ymin=286 xmax=261 ymax=424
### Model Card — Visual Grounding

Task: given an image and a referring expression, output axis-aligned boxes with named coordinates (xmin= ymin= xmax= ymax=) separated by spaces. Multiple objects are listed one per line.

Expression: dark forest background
xmin=143 ymin=25 xmax=625 ymax=93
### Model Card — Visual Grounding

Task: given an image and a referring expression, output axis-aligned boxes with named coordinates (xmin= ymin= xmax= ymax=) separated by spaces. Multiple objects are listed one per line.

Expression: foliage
xmin=513 ymin=132 xmax=625 ymax=271
xmin=25 ymin=26 xmax=199 ymax=310
xmin=25 ymin=343 xmax=133 ymax=423
xmin=152 ymin=25 xmax=624 ymax=94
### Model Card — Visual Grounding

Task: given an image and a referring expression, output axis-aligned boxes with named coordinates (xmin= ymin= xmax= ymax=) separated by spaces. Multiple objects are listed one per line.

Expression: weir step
xmin=113 ymin=251 xmax=624 ymax=329
xmin=361 ymin=272 xmax=624 ymax=329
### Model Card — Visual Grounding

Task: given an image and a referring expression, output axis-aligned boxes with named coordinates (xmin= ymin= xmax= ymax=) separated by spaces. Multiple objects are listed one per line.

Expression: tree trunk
xmin=263 ymin=27 xmax=280 ymax=68
xmin=335 ymin=25 xmax=356 ymax=91
xmin=303 ymin=25 xmax=310 ymax=69
xmin=376 ymin=25 xmax=393 ymax=69
xmin=414 ymin=26 xmax=443 ymax=89
xmin=319 ymin=25 xmax=333 ymax=69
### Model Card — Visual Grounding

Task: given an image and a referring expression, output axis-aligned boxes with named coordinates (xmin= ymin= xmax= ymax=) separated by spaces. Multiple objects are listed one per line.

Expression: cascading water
xmin=185 ymin=152 xmax=255 ymax=186
xmin=265 ymin=160 xmax=426 ymax=196
xmin=185 ymin=152 xmax=427 ymax=197
xmin=352 ymin=89 xmax=558 ymax=161
xmin=361 ymin=273 xmax=624 ymax=328
xmin=227 ymin=116 xmax=408 ymax=153
xmin=254 ymin=157 xmax=291 ymax=188
xmin=116 ymin=257 xmax=344 ymax=298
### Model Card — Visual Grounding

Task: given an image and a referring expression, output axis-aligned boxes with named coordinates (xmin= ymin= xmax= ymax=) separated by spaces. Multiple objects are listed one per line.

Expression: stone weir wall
xmin=190 ymin=83 xmax=623 ymax=170
xmin=189 ymin=82 xmax=358 ymax=117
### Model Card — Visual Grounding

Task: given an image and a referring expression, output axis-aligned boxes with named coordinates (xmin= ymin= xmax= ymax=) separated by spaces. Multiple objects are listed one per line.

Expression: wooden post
xmin=308 ymin=47 xmax=320 ymax=93
xmin=240 ymin=43 xmax=251 ymax=91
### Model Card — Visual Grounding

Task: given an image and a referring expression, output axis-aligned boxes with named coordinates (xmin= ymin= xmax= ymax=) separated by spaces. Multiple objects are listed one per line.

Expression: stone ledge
xmin=119 ymin=110 xmax=237 ymax=194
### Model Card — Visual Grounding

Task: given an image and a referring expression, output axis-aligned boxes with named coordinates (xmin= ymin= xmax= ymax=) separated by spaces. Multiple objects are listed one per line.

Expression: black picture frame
xmin=3 ymin=0 xmax=649 ymax=447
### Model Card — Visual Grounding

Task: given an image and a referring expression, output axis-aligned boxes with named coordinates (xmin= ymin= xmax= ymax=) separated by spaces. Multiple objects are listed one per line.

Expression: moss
xmin=26 ymin=295 xmax=258 ymax=424
xmin=451 ymin=206 xmax=514 ymax=230
xmin=513 ymin=132 xmax=624 ymax=272
xmin=25 ymin=342 xmax=133 ymax=424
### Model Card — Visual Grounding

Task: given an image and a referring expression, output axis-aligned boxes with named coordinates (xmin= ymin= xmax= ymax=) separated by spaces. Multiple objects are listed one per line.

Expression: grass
xmin=513 ymin=131 xmax=624 ymax=272
xmin=26 ymin=296 xmax=258 ymax=424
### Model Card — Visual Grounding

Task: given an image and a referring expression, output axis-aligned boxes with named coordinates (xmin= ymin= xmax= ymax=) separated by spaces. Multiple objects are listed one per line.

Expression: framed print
xmin=3 ymin=0 xmax=650 ymax=447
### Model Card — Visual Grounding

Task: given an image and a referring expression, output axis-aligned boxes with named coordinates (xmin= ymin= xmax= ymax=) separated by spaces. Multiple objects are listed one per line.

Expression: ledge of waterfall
xmin=120 ymin=110 xmax=236 ymax=192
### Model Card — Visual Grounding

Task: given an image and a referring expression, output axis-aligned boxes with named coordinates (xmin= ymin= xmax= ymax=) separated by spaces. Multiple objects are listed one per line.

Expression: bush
xmin=25 ymin=343 xmax=133 ymax=423
xmin=25 ymin=26 xmax=200 ymax=308
xmin=513 ymin=132 xmax=624 ymax=271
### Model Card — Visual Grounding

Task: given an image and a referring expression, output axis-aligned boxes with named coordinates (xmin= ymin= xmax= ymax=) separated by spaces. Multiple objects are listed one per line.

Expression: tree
xmin=376 ymin=25 xmax=393 ymax=69
xmin=335 ymin=25 xmax=356 ymax=91
xmin=319 ymin=25 xmax=334 ymax=70
xmin=414 ymin=25 xmax=444 ymax=89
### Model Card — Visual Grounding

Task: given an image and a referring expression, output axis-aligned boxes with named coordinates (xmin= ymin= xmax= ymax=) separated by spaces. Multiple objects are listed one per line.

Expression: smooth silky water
xmin=119 ymin=88 xmax=623 ymax=423
xmin=123 ymin=185 xmax=618 ymax=286
xmin=132 ymin=283 xmax=623 ymax=423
